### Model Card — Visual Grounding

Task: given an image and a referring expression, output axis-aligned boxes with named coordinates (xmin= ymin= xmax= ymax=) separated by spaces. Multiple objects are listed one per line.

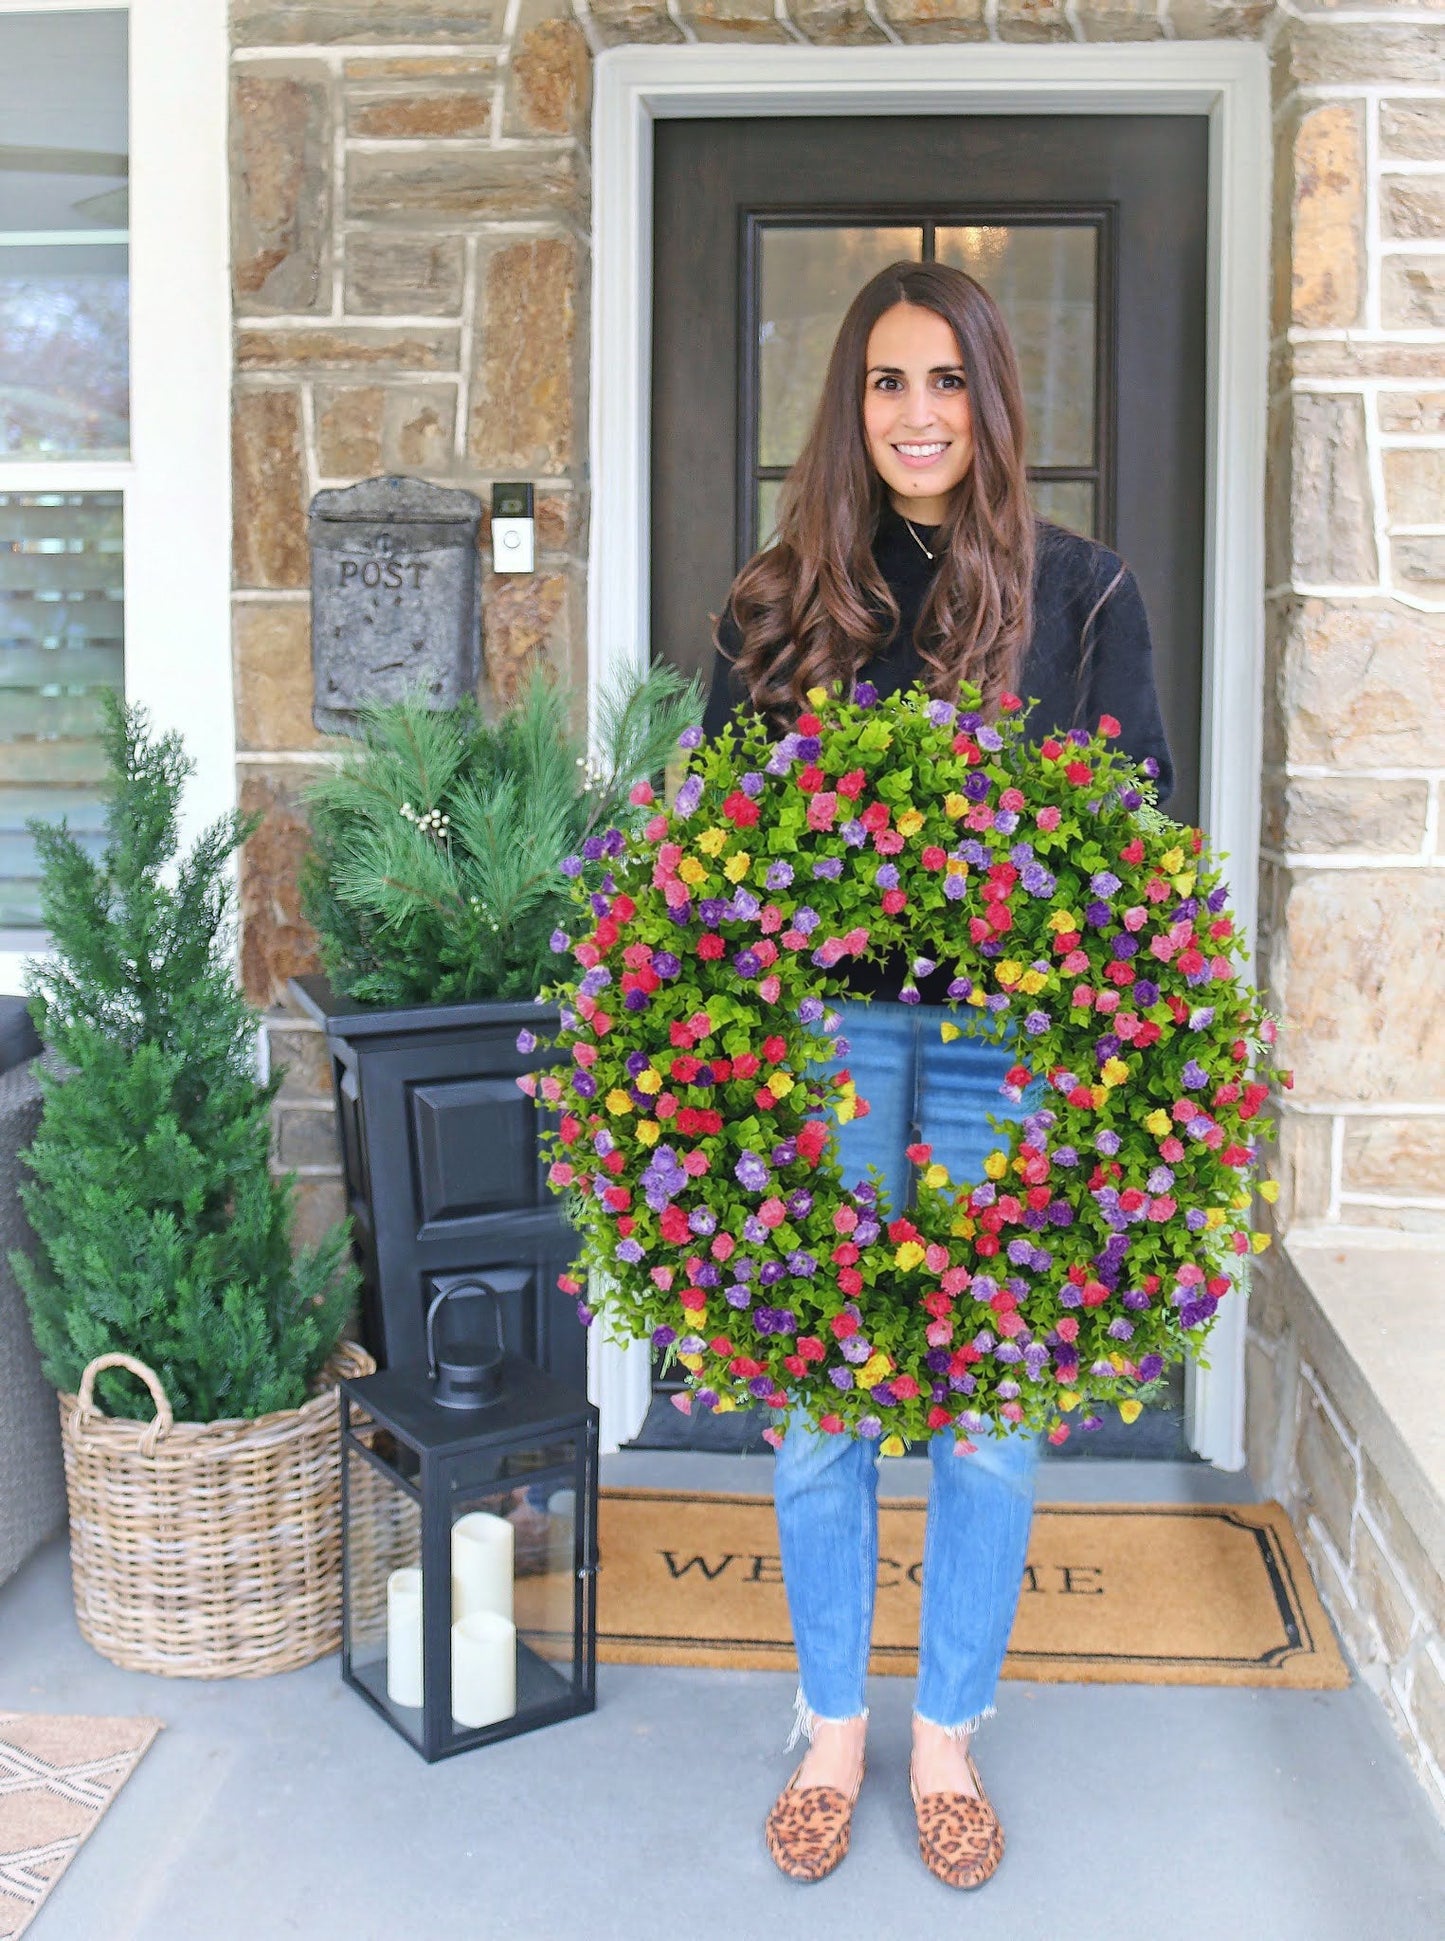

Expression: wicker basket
xmin=58 ymin=1341 xmax=374 ymax=1678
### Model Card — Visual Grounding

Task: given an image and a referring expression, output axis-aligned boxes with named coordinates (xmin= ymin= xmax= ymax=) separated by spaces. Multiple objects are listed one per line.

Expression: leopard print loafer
xmin=909 ymin=1751 xmax=1005 ymax=1890
xmin=764 ymin=1761 xmax=865 ymax=1882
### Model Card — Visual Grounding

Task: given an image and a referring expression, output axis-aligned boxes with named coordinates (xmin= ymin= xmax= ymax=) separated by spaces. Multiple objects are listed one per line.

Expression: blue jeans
xmin=773 ymin=1000 xmax=1040 ymax=1738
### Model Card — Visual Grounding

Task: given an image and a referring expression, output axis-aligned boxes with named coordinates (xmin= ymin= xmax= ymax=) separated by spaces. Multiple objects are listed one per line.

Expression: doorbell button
xmin=492 ymin=481 xmax=535 ymax=574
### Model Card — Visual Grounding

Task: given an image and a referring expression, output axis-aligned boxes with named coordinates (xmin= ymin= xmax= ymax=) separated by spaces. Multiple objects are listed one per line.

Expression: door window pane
xmin=759 ymin=226 xmax=921 ymax=470
xmin=935 ymin=225 xmax=1095 ymax=469
xmin=0 ymin=491 xmax=124 ymax=929
xmin=0 ymin=10 xmax=130 ymax=456
xmin=1031 ymin=479 xmax=1096 ymax=537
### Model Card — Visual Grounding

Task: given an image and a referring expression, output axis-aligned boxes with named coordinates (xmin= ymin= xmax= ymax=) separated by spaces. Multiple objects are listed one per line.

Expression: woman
xmin=701 ymin=261 xmax=1173 ymax=1890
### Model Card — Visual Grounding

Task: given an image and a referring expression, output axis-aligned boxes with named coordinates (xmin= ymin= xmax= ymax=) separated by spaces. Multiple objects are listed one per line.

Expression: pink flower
xmin=759 ymin=1198 xmax=786 ymax=1228
xmin=807 ymin=791 xmax=839 ymax=831
xmin=629 ymin=779 xmax=655 ymax=806
xmin=758 ymin=975 xmax=782 ymax=1003
xmin=1123 ymin=906 xmax=1147 ymax=931
xmin=682 ymin=1150 xmax=710 ymax=1177
xmin=644 ymin=813 xmax=669 ymax=840
xmin=1036 ymin=805 xmax=1062 ymax=831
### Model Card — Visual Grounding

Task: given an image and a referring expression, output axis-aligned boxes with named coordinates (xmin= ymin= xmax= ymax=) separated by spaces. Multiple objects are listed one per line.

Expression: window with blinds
xmin=0 ymin=8 xmax=130 ymax=940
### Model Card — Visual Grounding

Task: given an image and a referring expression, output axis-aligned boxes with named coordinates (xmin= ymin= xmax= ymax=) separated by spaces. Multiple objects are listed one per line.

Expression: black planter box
xmin=288 ymin=976 xmax=582 ymax=1391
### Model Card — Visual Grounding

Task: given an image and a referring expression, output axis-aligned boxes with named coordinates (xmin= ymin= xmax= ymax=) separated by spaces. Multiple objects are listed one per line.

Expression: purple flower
xmin=765 ymin=860 xmax=794 ymax=890
xmin=841 ymin=819 xmax=866 ymax=846
xmin=943 ymin=875 xmax=967 ymax=901
xmin=1022 ymin=863 xmax=1056 ymax=896
xmin=875 ymin=863 xmax=900 ymax=891
xmin=1091 ymin=871 xmax=1122 ymax=896
xmin=947 ymin=977 xmax=973 ymax=1001
xmin=674 ymin=775 xmax=703 ymax=817
xmin=829 ymin=1366 xmax=854 ymax=1390
xmin=1085 ymin=899 xmax=1112 ymax=928
xmin=870 ymin=1382 xmax=897 ymax=1407
xmin=652 ymin=1325 xmax=676 ymax=1348
xmin=1138 ymin=1354 xmax=1164 ymax=1381
xmin=1133 ymin=978 xmax=1160 ymax=1007
xmin=550 ymin=928 xmax=570 ymax=952
xmin=995 ymin=811 xmax=1020 ymax=835
xmin=928 ymin=699 xmax=957 ymax=726
xmin=1024 ymin=1010 xmax=1049 ymax=1036
xmin=698 ymin=897 xmax=726 ymax=927
xmin=798 ymin=997 xmax=824 ymax=1025
xmin=1182 ymin=1060 xmax=1208 ymax=1090
xmin=688 ymin=1207 xmax=717 ymax=1237
xmin=855 ymin=682 xmax=878 ymax=708
xmin=813 ymin=856 xmax=843 ymax=879
xmin=733 ymin=949 xmax=762 ymax=979
xmin=758 ymin=1262 xmax=786 ymax=1288
xmin=977 ymin=725 xmax=1004 ymax=751
xmin=735 ymin=1151 xmax=769 ymax=1192
xmin=742 ymin=1215 xmax=768 ymax=1243
xmin=786 ymin=1188 xmax=813 ymax=1218
xmin=1111 ymin=934 xmax=1139 ymax=959
xmin=963 ymin=773 xmax=991 ymax=803
xmin=771 ymin=1140 xmax=797 ymax=1167
xmin=572 ymin=1072 xmax=597 ymax=1099
xmin=516 ymin=1029 xmax=537 ymax=1053
xmin=1189 ymin=1005 xmax=1216 ymax=1031
xmin=560 ymin=854 xmax=583 ymax=878
xmin=841 ymin=1335 xmax=872 ymax=1365
xmin=857 ymin=1416 xmax=883 ymax=1439
xmin=616 ymin=1238 xmax=643 ymax=1264
xmin=678 ymin=725 xmax=703 ymax=749
xmin=740 ymin=771 xmax=764 ymax=798
xmin=725 ymin=1285 xmax=752 ymax=1309
xmin=1095 ymin=1129 xmax=1121 ymax=1157
xmin=795 ymin=735 xmax=822 ymax=762
xmin=581 ymin=835 xmax=606 ymax=862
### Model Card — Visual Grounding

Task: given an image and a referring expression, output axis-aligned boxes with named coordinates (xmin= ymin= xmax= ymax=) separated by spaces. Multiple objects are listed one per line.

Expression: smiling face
xmin=861 ymin=301 xmax=974 ymax=525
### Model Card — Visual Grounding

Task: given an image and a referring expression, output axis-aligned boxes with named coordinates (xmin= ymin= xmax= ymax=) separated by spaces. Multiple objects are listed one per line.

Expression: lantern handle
xmin=425 ymin=1278 xmax=507 ymax=1383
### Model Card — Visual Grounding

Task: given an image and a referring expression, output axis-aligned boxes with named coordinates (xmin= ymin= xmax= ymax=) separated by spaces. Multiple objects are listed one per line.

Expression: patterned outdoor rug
xmin=594 ymin=1491 xmax=1349 ymax=1690
xmin=0 ymin=1713 xmax=161 ymax=1939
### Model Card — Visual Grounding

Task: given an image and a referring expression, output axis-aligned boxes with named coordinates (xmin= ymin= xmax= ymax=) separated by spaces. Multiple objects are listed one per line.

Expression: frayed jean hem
xmin=912 ymin=1702 xmax=997 ymax=1739
xmin=785 ymin=1687 xmax=870 ymax=1754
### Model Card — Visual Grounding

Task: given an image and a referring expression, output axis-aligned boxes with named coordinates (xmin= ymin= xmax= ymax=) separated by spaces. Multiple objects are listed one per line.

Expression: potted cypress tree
xmin=293 ymin=662 xmax=699 ymax=1382
xmin=13 ymin=696 xmax=365 ymax=1677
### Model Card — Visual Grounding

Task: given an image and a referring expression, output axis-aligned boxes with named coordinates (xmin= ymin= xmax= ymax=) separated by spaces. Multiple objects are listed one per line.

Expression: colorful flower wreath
xmin=519 ymin=681 xmax=1284 ymax=1452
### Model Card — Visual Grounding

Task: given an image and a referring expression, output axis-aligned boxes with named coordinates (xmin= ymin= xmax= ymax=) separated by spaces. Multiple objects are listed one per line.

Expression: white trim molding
xmin=587 ymin=43 xmax=1270 ymax=1466
xmin=0 ymin=0 xmax=234 ymax=997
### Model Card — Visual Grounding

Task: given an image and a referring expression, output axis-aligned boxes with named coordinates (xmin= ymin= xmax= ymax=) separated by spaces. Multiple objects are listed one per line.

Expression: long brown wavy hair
xmin=722 ymin=260 xmax=1036 ymax=728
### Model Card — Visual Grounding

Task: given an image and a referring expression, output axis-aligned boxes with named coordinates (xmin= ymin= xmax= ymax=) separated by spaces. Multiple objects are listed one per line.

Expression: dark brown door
xmin=642 ymin=116 xmax=1209 ymax=1458
xmin=651 ymin=113 xmax=1208 ymax=823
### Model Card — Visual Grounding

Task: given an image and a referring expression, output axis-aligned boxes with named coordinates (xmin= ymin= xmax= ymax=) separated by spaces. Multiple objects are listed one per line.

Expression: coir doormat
xmin=0 ymin=1713 xmax=161 ymax=1940
xmin=596 ymin=1490 xmax=1348 ymax=1690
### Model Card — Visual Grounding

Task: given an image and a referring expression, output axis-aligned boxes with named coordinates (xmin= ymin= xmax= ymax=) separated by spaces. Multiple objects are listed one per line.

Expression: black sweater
xmin=701 ymin=505 xmax=1174 ymax=1005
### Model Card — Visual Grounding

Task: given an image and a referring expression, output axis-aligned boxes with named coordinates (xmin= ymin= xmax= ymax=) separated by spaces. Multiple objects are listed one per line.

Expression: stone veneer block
xmin=507 ymin=16 xmax=592 ymax=134
xmin=878 ymin=0 xmax=989 ymax=38
xmin=786 ymin=0 xmax=888 ymax=40
xmin=1263 ymin=776 xmax=1429 ymax=857
xmin=273 ymin=1103 xmax=343 ymax=1170
xmin=994 ymin=0 xmax=1072 ymax=39
xmin=1266 ymin=1112 xmax=1336 ymax=1228
xmin=1276 ymin=23 xmax=1445 ymax=95
xmin=233 ymin=389 xmax=309 ymax=590
xmin=230 ymin=68 xmax=332 ymax=315
xmin=1393 ymin=538 xmax=1445 ymax=603
xmin=1290 ymin=103 xmax=1364 ymax=330
xmin=1383 ymin=258 xmax=1445 ymax=331
xmin=1074 ymin=0 xmax=1163 ymax=41
xmin=237 ymin=326 xmax=461 ymax=372
xmin=1378 ymin=393 xmax=1445 ymax=437
xmin=346 ymin=147 xmax=579 ymax=225
xmin=383 ymin=386 xmax=458 ymax=473
xmin=232 ymin=1 xmax=505 ymax=42
xmin=1342 ymin=1119 xmax=1445 ymax=1202
xmin=675 ymin=0 xmax=791 ymax=42
xmin=1166 ymin=0 xmax=1271 ymax=35
xmin=344 ymin=235 xmax=466 ymax=316
xmin=1275 ymin=392 xmax=1377 ymax=586
xmin=265 ymin=1021 xmax=335 ymax=1102
xmin=571 ymin=0 xmax=683 ymax=44
xmin=468 ymin=237 xmax=576 ymax=472
xmin=346 ymin=82 xmax=495 ymax=141
xmin=239 ymin=767 xmax=326 ymax=1005
xmin=288 ymin=1175 xmax=349 ymax=1253
xmin=1380 ymin=100 xmax=1445 ymax=163
xmin=1382 ymin=178 xmax=1445 ymax=245
xmin=315 ymin=385 xmax=383 ymax=478
xmin=1296 ymin=1381 xmax=1359 ymax=1561
xmin=1364 ymin=1452 xmax=1445 ymax=1637
xmin=1282 ymin=341 xmax=1445 ymax=384
xmin=233 ymin=602 xmax=330 ymax=751
xmin=1383 ymin=449 xmax=1445 ymax=531
xmin=1274 ymin=871 xmax=1445 ymax=1102
xmin=482 ymin=568 xmax=574 ymax=705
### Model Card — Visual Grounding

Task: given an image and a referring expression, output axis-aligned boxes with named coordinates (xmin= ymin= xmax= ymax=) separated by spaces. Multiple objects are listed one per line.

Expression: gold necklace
xmin=902 ymin=515 xmax=936 ymax=562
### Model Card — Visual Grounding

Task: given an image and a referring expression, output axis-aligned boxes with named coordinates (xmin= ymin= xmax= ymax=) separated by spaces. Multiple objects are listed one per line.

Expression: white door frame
xmin=0 ymin=0 xmax=233 ymax=995
xmin=585 ymin=42 xmax=1269 ymax=1469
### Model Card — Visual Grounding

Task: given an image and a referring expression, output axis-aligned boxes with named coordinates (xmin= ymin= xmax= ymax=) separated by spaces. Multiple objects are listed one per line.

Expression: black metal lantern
xmin=339 ymin=1280 xmax=599 ymax=1761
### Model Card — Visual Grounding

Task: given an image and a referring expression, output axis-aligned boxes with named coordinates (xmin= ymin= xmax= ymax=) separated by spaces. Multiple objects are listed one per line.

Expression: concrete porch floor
xmin=3 ymin=1458 xmax=1443 ymax=1941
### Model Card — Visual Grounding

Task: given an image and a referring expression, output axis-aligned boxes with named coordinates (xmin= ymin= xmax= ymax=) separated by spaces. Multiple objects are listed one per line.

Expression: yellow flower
xmin=805 ymin=685 xmax=829 ymax=706
xmin=940 ymin=1021 xmax=962 ymax=1043
xmin=1160 ymin=845 xmax=1185 ymax=873
xmin=896 ymin=808 xmax=925 ymax=837
xmin=1145 ymin=1108 xmax=1171 ymax=1136
xmin=605 ymin=1088 xmax=634 ymax=1115
xmin=950 ymin=1215 xmax=976 ymax=1239
xmin=635 ymin=1067 xmax=662 ymax=1094
xmin=967 ymin=988 xmax=987 ymax=1008
xmin=1109 ymin=1352 xmax=1127 ymax=1371
xmin=1048 ymin=909 xmax=1078 ymax=933
xmin=1101 ymin=1056 xmax=1129 ymax=1087
xmin=713 ymin=1394 xmax=738 ymax=1413
xmin=858 ymin=1353 xmax=893 ymax=1386
xmin=723 ymin=851 xmax=751 ymax=881
xmin=1204 ymin=1207 xmax=1226 ymax=1229
xmin=944 ymin=793 xmax=968 ymax=818
xmin=1172 ymin=870 xmax=1196 ymax=896
xmin=1258 ymin=1179 xmax=1280 ymax=1204
xmin=1118 ymin=1399 xmax=1143 ymax=1424
xmin=635 ymin=1119 xmax=661 ymax=1146
xmin=880 ymin=1434 xmax=907 ymax=1458
xmin=678 ymin=856 xmax=708 ymax=885
xmin=923 ymin=1163 xmax=949 ymax=1190
xmin=983 ymin=1150 xmax=1007 ymax=1179
xmin=1059 ymin=1390 xmax=1081 ymax=1412
xmin=996 ymin=960 xmax=1023 ymax=987
xmin=894 ymin=1241 xmax=926 ymax=1271
xmin=678 ymin=1353 xmax=704 ymax=1372
xmin=836 ymin=1080 xmax=858 ymax=1124
xmin=766 ymin=1071 xmax=794 ymax=1099
xmin=1020 ymin=968 xmax=1047 ymax=995
xmin=696 ymin=826 xmax=728 ymax=856
xmin=1092 ymin=1085 xmax=1108 ymax=1109
xmin=1252 ymin=1231 xmax=1272 ymax=1253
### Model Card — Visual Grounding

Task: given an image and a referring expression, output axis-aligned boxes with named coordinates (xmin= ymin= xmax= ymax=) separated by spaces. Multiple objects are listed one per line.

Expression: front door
xmin=641 ymin=114 xmax=1208 ymax=1458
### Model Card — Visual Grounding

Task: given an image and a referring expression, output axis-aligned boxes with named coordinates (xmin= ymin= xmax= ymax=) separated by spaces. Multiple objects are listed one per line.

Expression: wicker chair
xmin=0 ymin=999 xmax=66 ymax=1589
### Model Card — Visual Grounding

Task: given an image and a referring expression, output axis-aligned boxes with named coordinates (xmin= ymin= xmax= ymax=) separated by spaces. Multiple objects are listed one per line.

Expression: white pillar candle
xmin=385 ymin=1567 xmax=423 ymax=1708
xmin=452 ymin=1510 xmax=514 ymax=1622
xmin=451 ymin=1611 xmax=517 ymax=1729
xmin=546 ymin=1489 xmax=576 ymax=1575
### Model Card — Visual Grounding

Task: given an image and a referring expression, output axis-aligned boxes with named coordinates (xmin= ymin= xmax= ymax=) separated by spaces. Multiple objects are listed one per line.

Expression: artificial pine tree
xmin=12 ymin=695 xmax=357 ymax=1424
